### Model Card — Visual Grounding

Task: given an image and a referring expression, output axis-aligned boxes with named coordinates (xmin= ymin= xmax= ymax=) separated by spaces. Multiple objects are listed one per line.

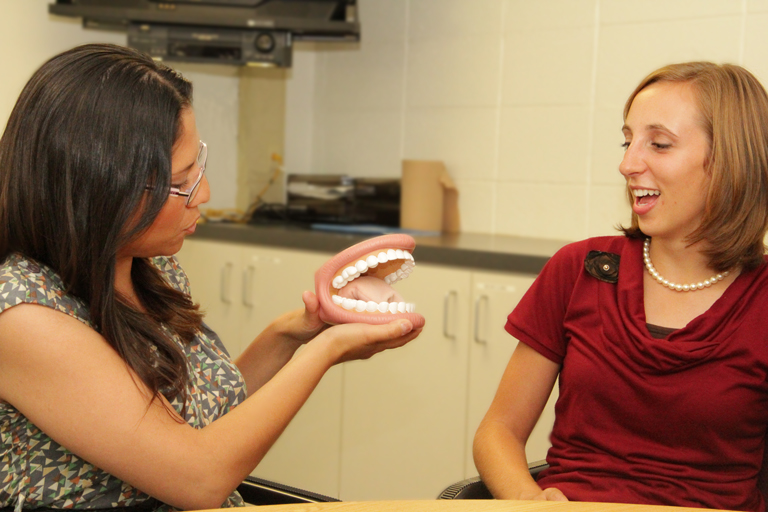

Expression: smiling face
xmin=119 ymin=108 xmax=210 ymax=259
xmin=620 ymin=81 xmax=712 ymax=243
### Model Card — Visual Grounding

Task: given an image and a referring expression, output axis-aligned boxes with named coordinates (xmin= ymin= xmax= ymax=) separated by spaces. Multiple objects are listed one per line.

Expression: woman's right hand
xmin=520 ymin=487 xmax=569 ymax=501
xmin=315 ymin=318 xmax=422 ymax=365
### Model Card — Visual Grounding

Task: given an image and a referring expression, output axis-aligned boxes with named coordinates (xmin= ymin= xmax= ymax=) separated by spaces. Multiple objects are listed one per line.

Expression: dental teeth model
xmin=314 ymin=234 xmax=426 ymax=327
xmin=330 ymin=250 xmax=416 ymax=314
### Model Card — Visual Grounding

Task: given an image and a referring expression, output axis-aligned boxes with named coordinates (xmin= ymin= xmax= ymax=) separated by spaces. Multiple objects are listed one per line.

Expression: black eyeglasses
xmin=168 ymin=141 xmax=207 ymax=206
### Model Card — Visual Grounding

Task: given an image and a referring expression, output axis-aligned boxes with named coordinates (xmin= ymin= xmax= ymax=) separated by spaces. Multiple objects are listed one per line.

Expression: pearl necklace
xmin=643 ymin=238 xmax=729 ymax=292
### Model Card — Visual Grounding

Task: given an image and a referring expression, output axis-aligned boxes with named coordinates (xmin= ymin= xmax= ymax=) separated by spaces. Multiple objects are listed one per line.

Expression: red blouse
xmin=506 ymin=236 xmax=768 ymax=511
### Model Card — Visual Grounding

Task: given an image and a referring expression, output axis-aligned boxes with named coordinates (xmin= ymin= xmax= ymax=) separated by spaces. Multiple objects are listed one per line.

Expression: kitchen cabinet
xmin=339 ymin=266 xmax=556 ymax=501
xmin=176 ymin=239 xmax=343 ymax=498
xmin=465 ymin=272 xmax=557 ymax=477
xmin=177 ymin=238 xmax=329 ymax=357
xmin=339 ymin=264 xmax=472 ymax=500
xmin=175 ymin=238 xmax=557 ymax=500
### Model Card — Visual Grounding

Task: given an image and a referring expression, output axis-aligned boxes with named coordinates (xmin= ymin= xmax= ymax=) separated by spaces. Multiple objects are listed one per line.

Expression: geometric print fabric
xmin=0 ymin=254 xmax=247 ymax=511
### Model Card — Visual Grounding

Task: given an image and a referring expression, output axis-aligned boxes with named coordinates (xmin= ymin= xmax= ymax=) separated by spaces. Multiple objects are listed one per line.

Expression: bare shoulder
xmin=0 ymin=302 xmax=212 ymax=507
xmin=0 ymin=303 xmax=126 ymax=404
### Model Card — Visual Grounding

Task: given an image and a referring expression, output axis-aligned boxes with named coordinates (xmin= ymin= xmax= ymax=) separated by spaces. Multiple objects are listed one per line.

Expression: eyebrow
xmin=621 ymin=123 xmax=678 ymax=138
xmin=172 ymin=160 xmax=196 ymax=177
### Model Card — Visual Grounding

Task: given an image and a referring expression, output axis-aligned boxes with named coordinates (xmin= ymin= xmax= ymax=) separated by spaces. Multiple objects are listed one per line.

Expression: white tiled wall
xmin=293 ymin=0 xmax=768 ymax=241
xmin=7 ymin=0 xmax=768 ymax=242
xmin=0 ymin=0 xmax=240 ymax=211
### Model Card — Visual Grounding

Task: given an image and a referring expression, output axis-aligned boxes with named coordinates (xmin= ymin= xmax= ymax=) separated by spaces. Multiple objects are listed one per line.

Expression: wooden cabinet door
xmin=466 ymin=271 xmax=557 ymax=477
xmin=176 ymin=239 xmax=244 ymax=357
xmin=339 ymin=264 xmax=472 ymax=500
xmin=244 ymin=247 xmax=344 ymax=499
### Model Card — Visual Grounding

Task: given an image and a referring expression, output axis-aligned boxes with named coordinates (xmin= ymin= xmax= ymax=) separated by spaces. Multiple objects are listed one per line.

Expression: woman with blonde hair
xmin=474 ymin=62 xmax=768 ymax=511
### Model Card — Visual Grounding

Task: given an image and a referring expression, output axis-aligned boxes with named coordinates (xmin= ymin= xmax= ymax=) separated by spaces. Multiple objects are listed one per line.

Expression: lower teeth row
xmin=331 ymin=295 xmax=415 ymax=314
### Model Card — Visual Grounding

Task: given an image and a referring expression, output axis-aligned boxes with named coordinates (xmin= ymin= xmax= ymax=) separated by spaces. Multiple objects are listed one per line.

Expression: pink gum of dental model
xmin=315 ymin=234 xmax=426 ymax=328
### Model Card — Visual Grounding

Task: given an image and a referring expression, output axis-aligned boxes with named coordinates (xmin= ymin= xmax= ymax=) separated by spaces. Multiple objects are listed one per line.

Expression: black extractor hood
xmin=48 ymin=0 xmax=360 ymax=68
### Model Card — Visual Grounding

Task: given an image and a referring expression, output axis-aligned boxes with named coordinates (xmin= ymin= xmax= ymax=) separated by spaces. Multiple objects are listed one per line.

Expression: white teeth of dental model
xmin=332 ymin=294 xmax=416 ymax=315
xmin=332 ymin=250 xmax=415 ymax=289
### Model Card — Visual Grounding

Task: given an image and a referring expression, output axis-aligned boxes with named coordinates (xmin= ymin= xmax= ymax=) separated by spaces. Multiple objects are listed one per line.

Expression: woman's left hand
xmin=280 ymin=291 xmax=329 ymax=346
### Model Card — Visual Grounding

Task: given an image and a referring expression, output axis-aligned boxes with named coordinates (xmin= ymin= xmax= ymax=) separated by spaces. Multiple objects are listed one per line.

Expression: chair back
xmin=237 ymin=475 xmax=340 ymax=505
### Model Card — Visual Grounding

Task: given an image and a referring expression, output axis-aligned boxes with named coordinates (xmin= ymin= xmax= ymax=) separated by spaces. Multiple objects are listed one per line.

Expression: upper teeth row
xmin=635 ymin=189 xmax=660 ymax=197
xmin=332 ymin=250 xmax=415 ymax=290
xmin=331 ymin=296 xmax=416 ymax=314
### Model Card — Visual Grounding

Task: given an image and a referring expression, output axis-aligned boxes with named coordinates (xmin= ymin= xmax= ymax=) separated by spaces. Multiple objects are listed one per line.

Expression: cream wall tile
xmin=495 ymin=183 xmax=587 ymax=241
xmin=313 ymin=110 xmax=403 ymax=178
xmin=600 ymin=0 xmax=742 ymax=24
xmin=318 ymin=41 xmax=406 ymax=111
xmin=406 ymin=36 xmax=502 ymax=108
xmin=302 ymin=0 xmax=762 ymax=239
xmin=174 ymin=64 xmax=240 ymax=210
xmin=502 ymin=26 xmax=595 ymax=106
xmin=743 ymin=12 xmax=768 ymax=85
xmin=357 ymin=0 xmax=408 ymax=43
xmin=498 ymin=106 xmax=591 ymax=184
xmin=454 ymin=180 xmax=497 ymax=234
xmin=409 ymin=0 xmax=504 ymax=40
xmin=1 ymin=1 xmax=126 ymax=130
xmin=403 ymin=107 xmax=498 ymax=181
xmin=587 ymin=184 xmax=631 ymax=238
xmin=504 ymin=0 xmax=597 ymax=31
xmin=748 ymin=0 xmax=768 ymax=13
xmin=285 ymin=45 xmax=318 ymax=176
xmin=595 ymin=16 xmax=743 ymax=107
xmin=590 ymin=106 xmax=626 ymax=186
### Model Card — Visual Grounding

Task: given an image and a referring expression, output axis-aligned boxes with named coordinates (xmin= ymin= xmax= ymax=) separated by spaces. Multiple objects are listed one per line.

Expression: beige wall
xmin=0 ymin=1 xmax=126 ymax=129
xmin=297 ymin=0 xmax=768 ymax=241
xmin=5 ymin=0 xmax=768 ymax=241
xmin=0 ymin=0 xmax=240 ymax=210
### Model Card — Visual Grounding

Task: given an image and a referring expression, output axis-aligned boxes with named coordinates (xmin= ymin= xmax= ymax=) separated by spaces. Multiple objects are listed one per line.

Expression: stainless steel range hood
xmin=48 ymin=0 xmax=360 ymax=67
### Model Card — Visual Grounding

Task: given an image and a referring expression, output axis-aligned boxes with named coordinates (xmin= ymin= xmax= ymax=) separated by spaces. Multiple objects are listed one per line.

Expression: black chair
xmin=437 ymin=460 xmax=549 ymax=500
xmin=236 ymin=476 xmax=340 ymax=505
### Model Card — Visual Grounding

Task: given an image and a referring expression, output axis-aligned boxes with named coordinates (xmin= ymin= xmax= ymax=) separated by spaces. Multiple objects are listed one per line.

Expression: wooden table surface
xmin=196 ymin=501 xmax=730 ymax=512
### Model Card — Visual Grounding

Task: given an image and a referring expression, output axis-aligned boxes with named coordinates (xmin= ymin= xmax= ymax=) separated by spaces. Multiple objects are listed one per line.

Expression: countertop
xmin=189 ymin=222 xmax=571 ymax=275
xmin=190 ymin=501 xmax=719 ymax=512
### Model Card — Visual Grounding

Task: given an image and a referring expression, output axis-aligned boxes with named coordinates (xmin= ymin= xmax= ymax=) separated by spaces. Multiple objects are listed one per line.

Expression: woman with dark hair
xmin=0 ymin=44 xmax=421 ymax=511
xmin=474 ymin=62 xmax=768 ymax=511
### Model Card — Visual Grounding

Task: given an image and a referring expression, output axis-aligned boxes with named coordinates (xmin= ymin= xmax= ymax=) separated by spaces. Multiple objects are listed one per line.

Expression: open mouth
xmin=634 ymin=188 xmax=660 ymax=206
xmin=314 ymin=234 xmax=426 ymax=327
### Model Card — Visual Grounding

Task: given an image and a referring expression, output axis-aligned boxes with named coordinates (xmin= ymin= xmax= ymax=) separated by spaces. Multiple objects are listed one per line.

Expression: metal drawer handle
xmin=443 ymin=290 xmax=458 ymax=340
xmin=243 ymin=265 xmax=255 ymax=307
xmin=220 ymin=262 xmax=233 ymax=304
xmin=474 ymin=295 xmax=489 ymax=345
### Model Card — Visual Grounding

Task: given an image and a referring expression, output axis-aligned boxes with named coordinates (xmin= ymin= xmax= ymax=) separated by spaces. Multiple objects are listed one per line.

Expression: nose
xmin=189 ymin=174 xmax=210 ymax=208
xmin=619 ymin=142 xmax=644 ymax=178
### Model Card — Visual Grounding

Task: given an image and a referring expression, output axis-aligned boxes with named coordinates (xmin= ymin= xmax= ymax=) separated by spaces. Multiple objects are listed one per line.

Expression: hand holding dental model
xmin=315 ymin=234 xmax=426 ymax=327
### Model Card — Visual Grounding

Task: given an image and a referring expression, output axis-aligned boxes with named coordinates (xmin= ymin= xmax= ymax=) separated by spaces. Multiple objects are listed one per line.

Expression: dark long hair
xmin=0 ymin=44 xmax=204 ymax=407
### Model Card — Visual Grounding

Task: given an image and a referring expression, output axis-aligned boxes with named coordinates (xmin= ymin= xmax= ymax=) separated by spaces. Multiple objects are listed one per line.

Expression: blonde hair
xmin=622 ymin=62 xmax=768 ymax=272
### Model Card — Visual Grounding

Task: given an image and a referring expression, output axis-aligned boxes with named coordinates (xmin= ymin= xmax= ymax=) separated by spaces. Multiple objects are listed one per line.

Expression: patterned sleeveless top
xmin=0 ymin=253 xmax=248 ymax=511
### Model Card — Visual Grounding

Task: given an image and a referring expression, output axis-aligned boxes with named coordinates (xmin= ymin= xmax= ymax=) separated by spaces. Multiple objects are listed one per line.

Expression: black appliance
xmin=48 ymin=0 xmax=359 ymax=67
xmin=250 ymin=174 xmax=400 ymax=227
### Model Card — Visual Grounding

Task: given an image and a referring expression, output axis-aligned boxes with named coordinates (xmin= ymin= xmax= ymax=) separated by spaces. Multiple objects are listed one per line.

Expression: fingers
xmin=350 ymin=318 xmax=413 ymax=341
xmin=541 ymin=487 xmax=569 ymax=501
xmin=385 ymin=318 xmax=414 ymax=338
xmin=322 ymin=318 xmax=420 ymax=364
xmin=302 ymin=290 xmax=320 ymax=314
